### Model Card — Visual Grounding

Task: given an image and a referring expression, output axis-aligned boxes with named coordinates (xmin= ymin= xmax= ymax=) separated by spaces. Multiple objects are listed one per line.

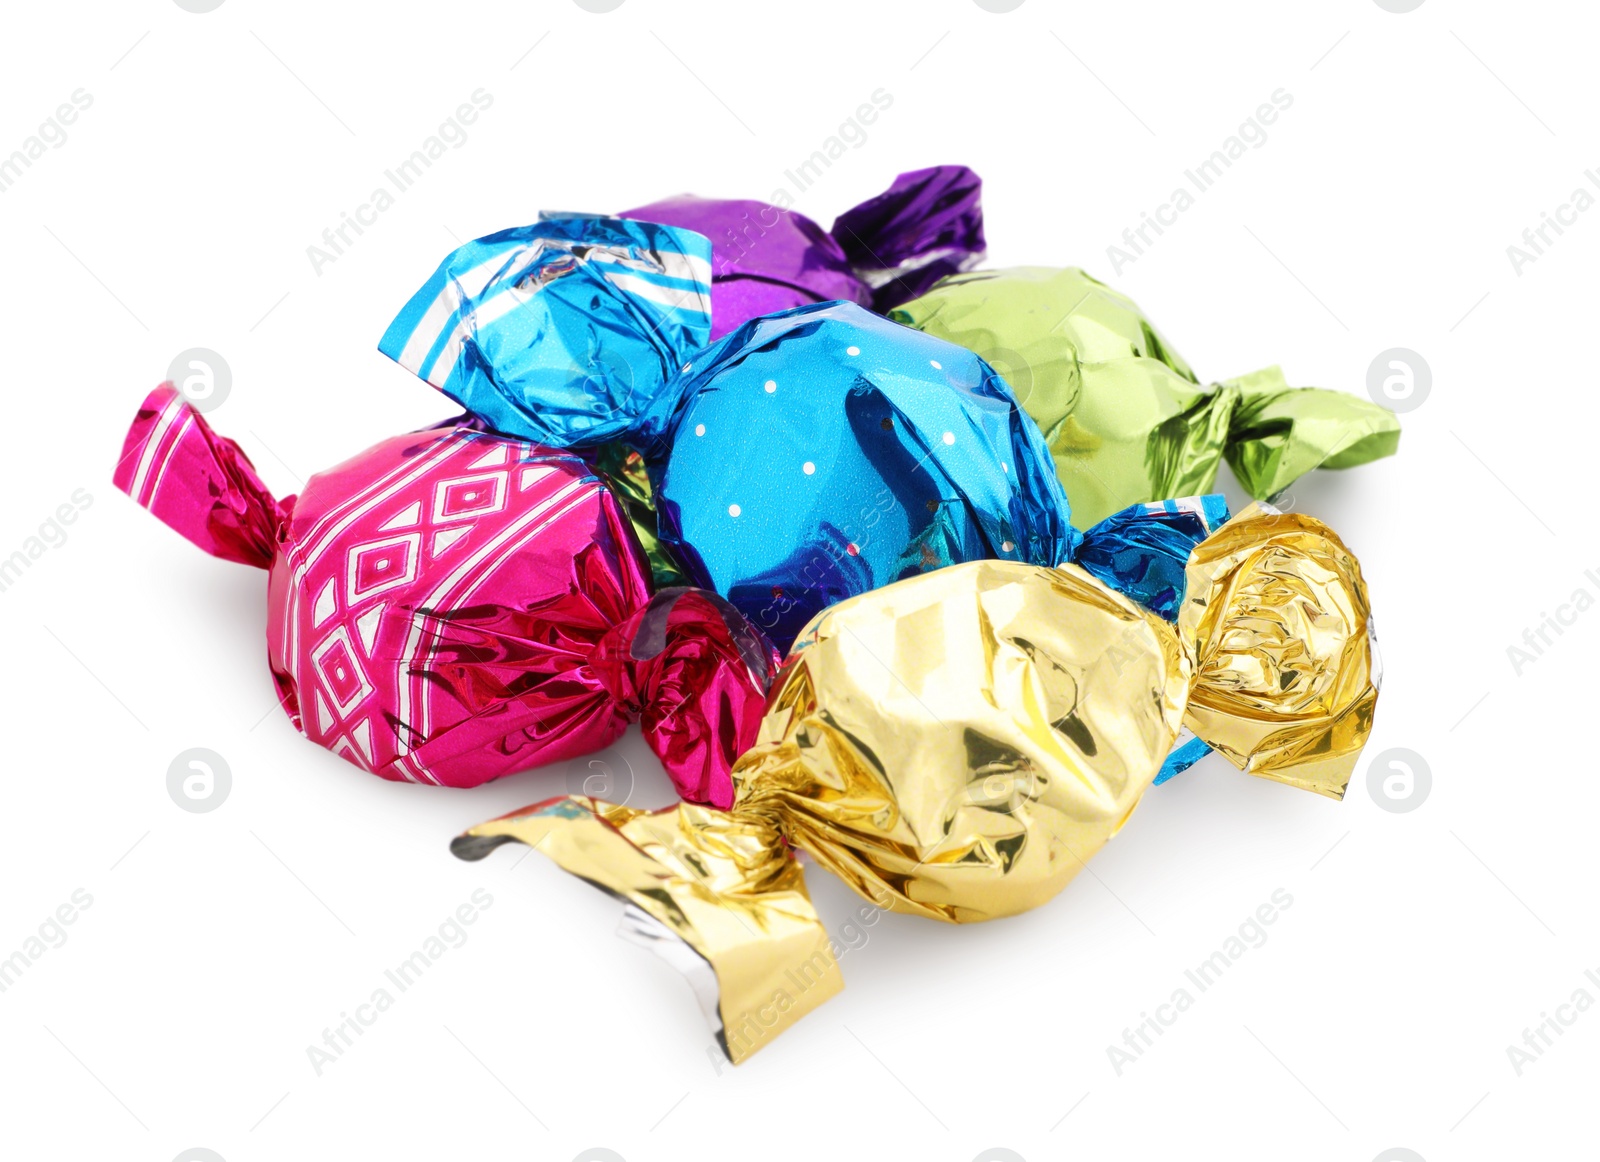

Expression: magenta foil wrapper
xmin=623 ymin=164 xmax=985 ymax=339
xmin=113 ymin=385 xmax=776 ymax=807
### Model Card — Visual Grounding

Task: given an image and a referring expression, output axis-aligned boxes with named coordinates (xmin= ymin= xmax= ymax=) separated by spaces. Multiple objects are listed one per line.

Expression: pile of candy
xmin=116 ymin=165 xmax=1394 ymax=1063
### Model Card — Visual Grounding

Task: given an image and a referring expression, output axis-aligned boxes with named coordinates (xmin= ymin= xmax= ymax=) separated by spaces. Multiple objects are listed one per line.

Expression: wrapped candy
xmin=890 ymin=267 xmax=1402 ymax=527
xmin=113 ymin=384 xmax=776 ymax=806
xmin=381 ymin=217 xmax=1225 ymax=646
xmin=453 ymin=506 xmax=1379 ymax=1062
xmin=377 ymin=214 xmax=713 ymax=451
xmin=623 ymin=164 xmax=985 ymax=341
xmin=634 ymin=300 xmax=1082 ymax=646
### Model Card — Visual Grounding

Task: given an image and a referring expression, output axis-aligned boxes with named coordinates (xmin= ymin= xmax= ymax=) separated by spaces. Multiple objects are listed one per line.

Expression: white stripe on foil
xmin=129 ymin=392 xmax=187 ymax=506
xmin=147 ymin=411 xmax=197 ymax=509
xmin=602 ymin=271 xmax=710 ymax=315
xmin=395 ymin=474 xmax=591 ymax=760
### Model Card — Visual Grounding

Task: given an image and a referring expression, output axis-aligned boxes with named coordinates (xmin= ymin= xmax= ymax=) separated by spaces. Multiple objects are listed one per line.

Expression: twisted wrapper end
xmin=1177 ymin=504 xmax=1378 ymax=799
xmin=1217 ymin=365 xmax=1402 ymax=501
xmin=832 ymin=164 xmax=987 ymax=310
xmin=113 ymin=383 xmax=286 ymax=568
xmin=592 ymin=588 xmax=780 ymax=809
xmin=452 ymin=796 xmax=841 ymax=1065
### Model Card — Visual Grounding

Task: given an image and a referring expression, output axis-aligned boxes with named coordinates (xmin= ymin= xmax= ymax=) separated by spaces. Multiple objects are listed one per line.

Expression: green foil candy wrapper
xmin=590 ymin=442 xmax=687 ymax=587
xmin=890 ymin=267 xmax=1401 ymax=527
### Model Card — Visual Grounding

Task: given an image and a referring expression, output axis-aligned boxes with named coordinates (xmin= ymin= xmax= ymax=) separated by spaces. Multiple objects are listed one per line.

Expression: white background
xmin=0 ymin=1 xmax=1593 ymax=1159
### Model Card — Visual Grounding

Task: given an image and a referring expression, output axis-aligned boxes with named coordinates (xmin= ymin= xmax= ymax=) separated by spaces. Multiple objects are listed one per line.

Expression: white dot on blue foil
xmin=695 ymin=423 xmax=706 ymax=436
xmin=803 ymin=462 xmax=815 ymax=475
xmin=728 ymin=504 xmax=742 ymax=517
xmin=846 ymin=345 xmax=860 ymax=356
xmin=764 ymin=380 xmax=776 ymax=393
xmin=942 ymin=431 xmax=955 ymax=445
xmin=930 ymin=360 xmax=942 ymax=370
xmin=1002 ymin=540 xmax=1015 ymax=552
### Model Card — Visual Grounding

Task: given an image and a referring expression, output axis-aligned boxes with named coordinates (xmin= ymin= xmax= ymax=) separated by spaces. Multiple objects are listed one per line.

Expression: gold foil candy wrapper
xmin=454 ymin=505 xmax=1378 ymax=1062
xmin=735 ymin=559 xmax=1190 ymax=924
xmin=452 ymin=797 xmax=839 ymax=1062
xmin=1178 ymin=507 xmax=1377 ymax=798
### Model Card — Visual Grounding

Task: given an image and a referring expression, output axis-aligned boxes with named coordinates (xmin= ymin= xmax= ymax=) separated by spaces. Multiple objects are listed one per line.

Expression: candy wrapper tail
xmin=452 ymin=796 xmax=835 ymax=1065
xmin=1177 ymin=505 xmax=1377 ymax=799
xmin=112 ymin=382 xmax=286 ymax=567
xmin=1215 ymin=364 xmax=1401 ymax=503
xmin=454 ymin=505 xmax=1378 ymax=1061
xmin=827 ymin=163 xmax=986 ymax=310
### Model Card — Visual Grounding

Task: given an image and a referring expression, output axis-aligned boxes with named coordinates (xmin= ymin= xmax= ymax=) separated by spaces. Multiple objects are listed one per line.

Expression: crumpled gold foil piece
xmin=452 ymin=796 xmax=839 ymax=1062
xmin=454 ymin=505 xmax=1378 ymax=1062
xmin=1178 ymin=508 xmax=1376 ymax=798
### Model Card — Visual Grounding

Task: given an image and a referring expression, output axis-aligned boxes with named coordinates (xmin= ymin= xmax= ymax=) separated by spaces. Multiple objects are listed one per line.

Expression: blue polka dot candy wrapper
xmin=632 ymin=299 xmax=1080 ymax=646
xmin=379 ymin=215 xmax=1237 ymax=646
xmin=628 ymin=302 xmax=1240 ymax=648
xmin=574 ymin=164 xmax=989 ymax=588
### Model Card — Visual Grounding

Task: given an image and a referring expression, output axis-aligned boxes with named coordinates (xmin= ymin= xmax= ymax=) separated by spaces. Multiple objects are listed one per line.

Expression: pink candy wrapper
xmin=115 ymin=384 xmax=776 ymax=807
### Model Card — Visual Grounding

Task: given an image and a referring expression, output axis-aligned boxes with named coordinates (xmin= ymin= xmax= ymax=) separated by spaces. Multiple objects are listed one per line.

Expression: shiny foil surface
xmin=377 ymin=214 xmax=713 ymax=449
xmin=1177 ymin=507 xmax=1378 ymax=798
xmin=1075 ymin=493 xmax=1230 ymax=622
xmin=891 ymin=267 xmax=1402 ymax=526
xmin=454 ymin=797 xmax=839 ymax=1064
xmin=588 ymin=441 xmax=686 ymax=588
xmin=114 ymin=384 xmax=774 ymax=806
xmin=380 ymin=222 xmax=1236 ymax=647
xmin=641 ymin=299 xmax=1080 ymax=645
xmin=623 ymin=164 xmax=985 ymax=340
xmin=455 ymin=506 xmax=1378 ymax=1061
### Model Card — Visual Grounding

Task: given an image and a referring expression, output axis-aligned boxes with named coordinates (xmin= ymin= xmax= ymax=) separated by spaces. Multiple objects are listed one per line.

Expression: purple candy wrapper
xmin=624 ymin=165 xmax=984 ymax=339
